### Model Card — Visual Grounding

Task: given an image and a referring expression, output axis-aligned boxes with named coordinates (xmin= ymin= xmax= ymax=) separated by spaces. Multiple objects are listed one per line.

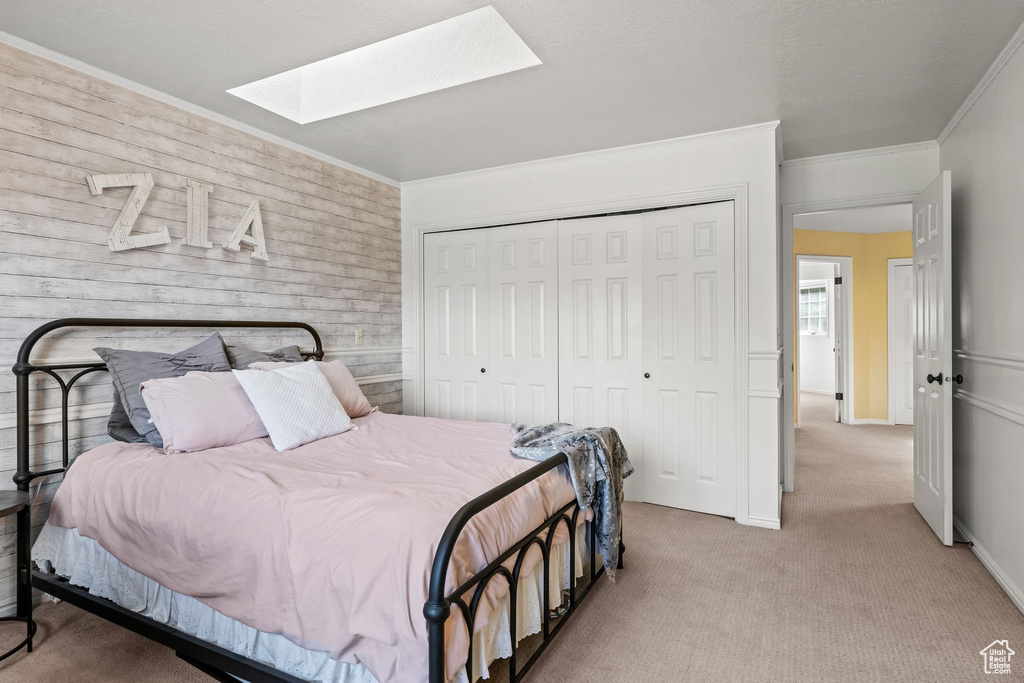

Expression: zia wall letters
xmin=86 ymin=172 xmax=270 ymax=261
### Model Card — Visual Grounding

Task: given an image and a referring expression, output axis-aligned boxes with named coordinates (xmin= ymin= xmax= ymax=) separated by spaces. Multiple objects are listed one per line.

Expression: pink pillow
xmin=249 ymin=360 xmax=374 ymax=418
xmin=140 ymin=372 xmax=268 ymax=453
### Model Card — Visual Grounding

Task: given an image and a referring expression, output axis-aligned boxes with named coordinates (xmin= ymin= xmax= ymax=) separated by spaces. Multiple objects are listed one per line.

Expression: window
xmin=799 ymin=283 xmax=828 ymax=335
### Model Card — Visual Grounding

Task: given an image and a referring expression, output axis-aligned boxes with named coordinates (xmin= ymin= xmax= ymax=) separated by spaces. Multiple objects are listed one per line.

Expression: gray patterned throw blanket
xmin=509 ymin=423 xmax=633 ymax=581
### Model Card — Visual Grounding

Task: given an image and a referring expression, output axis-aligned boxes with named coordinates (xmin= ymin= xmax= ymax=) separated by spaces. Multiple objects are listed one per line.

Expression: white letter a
xmin=223 ymin=199 xmax=269 ymax=262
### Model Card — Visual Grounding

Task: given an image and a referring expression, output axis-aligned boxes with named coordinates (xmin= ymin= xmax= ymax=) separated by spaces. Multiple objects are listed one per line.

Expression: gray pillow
xmin=95 ymin=334 xmax=231 ymax=448
xmin=224 ymin=341 xmax=304 ymax=369
xmin=106 ymin=390 xmax=148 ymax=444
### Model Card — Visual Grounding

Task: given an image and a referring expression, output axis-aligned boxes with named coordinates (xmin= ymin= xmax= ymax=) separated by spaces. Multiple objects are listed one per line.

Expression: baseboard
xmin=848 ymin=418 xmax=894 ymax=426
xmin=953 ymin=516 xmax=1024 ymax=616
xmin=800 ymin=389 xmax=834 ymax=395
xmin=746 ymin=515 xmax=781 ymax=530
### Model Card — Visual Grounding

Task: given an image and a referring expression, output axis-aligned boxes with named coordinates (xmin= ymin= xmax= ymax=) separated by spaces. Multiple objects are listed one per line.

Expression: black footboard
xmin=424 ymin=454 xmax=621 ymax=683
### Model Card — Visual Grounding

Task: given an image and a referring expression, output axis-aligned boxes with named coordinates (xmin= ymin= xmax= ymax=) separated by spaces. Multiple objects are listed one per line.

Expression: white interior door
xmin=833 ymin=266 xmax=844 ymax=423
xmin=913 ymin=171 xmax=953 ymax=546
xmin=423 ymin=229 xmax=489 ymax=420
xmin=641 ymin=202 xmax=736 ymax=517
xmin=891 ymin=263 xmax=915 ymax=425
xmin=557 ymin=214 xmax=645 ymax=501
xmin=487 ymin=222 xmax=559 ymax=424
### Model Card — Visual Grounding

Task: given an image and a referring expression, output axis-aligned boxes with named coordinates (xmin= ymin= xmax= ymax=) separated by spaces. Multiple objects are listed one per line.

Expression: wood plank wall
xmin=0 ymin=43 xmax=402 ymax=611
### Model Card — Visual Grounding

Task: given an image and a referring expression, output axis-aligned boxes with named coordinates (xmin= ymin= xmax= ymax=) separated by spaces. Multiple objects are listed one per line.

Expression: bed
xmin=12 ymin=318 xmax=621 ymax=683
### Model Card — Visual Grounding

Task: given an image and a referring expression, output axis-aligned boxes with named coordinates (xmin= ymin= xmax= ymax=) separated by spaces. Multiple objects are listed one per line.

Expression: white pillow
xmin=232 ymin=361 xmax=353 ymax=452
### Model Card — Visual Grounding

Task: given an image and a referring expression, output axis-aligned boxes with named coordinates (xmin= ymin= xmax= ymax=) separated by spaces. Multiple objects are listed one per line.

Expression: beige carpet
xmin=1 ymin=392 xmax=1021 ymax=682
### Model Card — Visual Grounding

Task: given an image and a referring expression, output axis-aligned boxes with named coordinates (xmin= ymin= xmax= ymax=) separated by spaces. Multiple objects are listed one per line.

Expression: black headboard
xmin=12 ymin=318 xmax=324 ymax=492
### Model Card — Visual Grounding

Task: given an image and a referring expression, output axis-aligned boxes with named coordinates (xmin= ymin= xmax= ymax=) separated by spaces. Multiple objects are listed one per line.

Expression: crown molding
xmin=402 ymin=121 xmax=781 ymax=186
xmin=0 ymin=30 xmax=399 ymax=188
xmin=938 ymin=19 xmax=1024 ymax=146
xmin=781 ymin=141 xmax=938 ymax=168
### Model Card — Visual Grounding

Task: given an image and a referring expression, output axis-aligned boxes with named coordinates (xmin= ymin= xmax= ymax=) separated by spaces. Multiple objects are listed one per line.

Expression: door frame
xmin=412 ymin=183 xmax=753 ymax=525
xmin=795 ymin=255 xmax=854 ymax=426
xmin=781 ymin=193 xmax=918 ymax=492
xmin=887 ymin=257 xmax=914 ymax=426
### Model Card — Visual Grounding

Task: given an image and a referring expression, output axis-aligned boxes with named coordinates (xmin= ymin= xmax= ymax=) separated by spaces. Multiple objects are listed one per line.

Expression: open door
xmin=913 ymin=171 xmax=953 ymax=546
xmin=833 ymin=265 xmax=844 ymax=423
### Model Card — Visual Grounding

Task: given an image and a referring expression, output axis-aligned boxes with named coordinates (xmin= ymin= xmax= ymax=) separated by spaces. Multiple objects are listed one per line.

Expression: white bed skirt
xmin=33 ymin=523 xmax=584 ymax=683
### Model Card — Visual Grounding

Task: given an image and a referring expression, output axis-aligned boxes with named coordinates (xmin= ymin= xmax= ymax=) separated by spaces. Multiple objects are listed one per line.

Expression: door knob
xmin=644 ymin=373 xmax=651 ymax=379
xmin=948 ymin=374 xmax=964 ymax=384
xmin=480 ymin=368 xmax=486 ymax=373
xmin=926 ymin=373 xmax=943 ymax=385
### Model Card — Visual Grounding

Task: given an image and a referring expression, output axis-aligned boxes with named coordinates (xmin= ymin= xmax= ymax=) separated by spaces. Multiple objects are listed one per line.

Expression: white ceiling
xmin=793 ymin=204 xmax=912 ymax=234
xmin=2 ymin=0 xmax=1022 ymax=181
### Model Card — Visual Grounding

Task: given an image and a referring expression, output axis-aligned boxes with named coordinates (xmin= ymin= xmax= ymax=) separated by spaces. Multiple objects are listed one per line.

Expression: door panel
xmin=641 ymin=203 xmax=736 ymax=517
xmin=423 ymin=230 xmax=490 ymax=420
xmin=558 ymin=215 xmax=645 ymax=501
xmin=892 ymin=264 xmax=915 ymax=425
xmin=487 ymin=222 xmax=559 ymax=424
xmin=913 ymin=171 xmax=953 ymax=546
xmin=833 ymin=266 xmax=844 ymax=422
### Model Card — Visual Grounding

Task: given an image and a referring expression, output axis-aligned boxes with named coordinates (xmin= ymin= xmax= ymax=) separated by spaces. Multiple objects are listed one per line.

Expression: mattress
xmin=39 ymin=410 xmax=581 ymax=682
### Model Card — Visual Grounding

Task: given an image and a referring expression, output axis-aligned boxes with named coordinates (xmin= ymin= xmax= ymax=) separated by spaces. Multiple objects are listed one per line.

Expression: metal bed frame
xmin=13 ymin=318 xmax=620 ymax=683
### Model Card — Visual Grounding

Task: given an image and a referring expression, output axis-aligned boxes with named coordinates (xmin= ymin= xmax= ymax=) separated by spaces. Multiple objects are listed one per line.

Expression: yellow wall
xmin=793 ymin=230 xmax=913 ymax=422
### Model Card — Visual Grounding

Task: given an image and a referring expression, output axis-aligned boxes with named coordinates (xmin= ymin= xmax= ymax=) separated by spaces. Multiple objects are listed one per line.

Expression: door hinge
xmin=835 ymin=392 xmax=844 ymax=400
xmin=834 ymin=276 xmax=843 ymax=285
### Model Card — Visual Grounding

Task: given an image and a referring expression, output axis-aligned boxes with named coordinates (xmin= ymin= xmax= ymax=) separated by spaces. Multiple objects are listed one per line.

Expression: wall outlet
xmin=355 ymin=329 xmax=363 ymax=346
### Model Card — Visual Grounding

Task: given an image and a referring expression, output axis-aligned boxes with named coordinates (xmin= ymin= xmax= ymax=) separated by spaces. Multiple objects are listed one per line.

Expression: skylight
xmin=227 ymin=6 xmax=541 ymax=123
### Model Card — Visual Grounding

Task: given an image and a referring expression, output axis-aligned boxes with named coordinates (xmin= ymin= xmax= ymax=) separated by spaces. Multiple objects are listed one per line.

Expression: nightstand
xmin=0 ymin=491 xmax=34 ymax=661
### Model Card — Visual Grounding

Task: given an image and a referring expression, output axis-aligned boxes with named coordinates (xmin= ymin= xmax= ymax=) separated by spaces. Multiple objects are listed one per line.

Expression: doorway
xmin=795 ymin=256 xmax=853 ymax=425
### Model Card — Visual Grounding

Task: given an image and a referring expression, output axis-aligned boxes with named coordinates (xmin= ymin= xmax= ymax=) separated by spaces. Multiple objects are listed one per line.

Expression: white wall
xmin=797 ymin=262 xmax=835 ymax=394
xmin=402 ymin=122 xmax=783 ymax=528
xmin=939 ymin=24 xmax=1024 ymax=613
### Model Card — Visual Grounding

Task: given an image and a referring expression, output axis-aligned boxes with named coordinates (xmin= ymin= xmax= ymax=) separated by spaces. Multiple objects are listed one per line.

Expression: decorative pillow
xmin=250 ymin=360 xmax=374 ymax=418
xmin=140 ymin=372 xmax=268 ymax=453
xmin=223 ymin=338 xmax=304 ymax=369
xmin=94 ymin=334 xmax=231 ymax=448
xmin=232 ymin=361 xmax=353 ymax=452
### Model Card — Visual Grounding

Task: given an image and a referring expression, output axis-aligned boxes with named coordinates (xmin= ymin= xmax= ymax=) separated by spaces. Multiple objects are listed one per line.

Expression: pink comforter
xmin=46 ymin=411 xmax=577 ymax=682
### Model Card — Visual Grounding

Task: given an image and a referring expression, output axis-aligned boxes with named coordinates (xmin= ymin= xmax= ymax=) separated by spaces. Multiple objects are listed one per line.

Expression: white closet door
xmin=487 ymin=222 xmax=559 ymax=424
xmin=557 ymin=215 xmax=645 ymax=501
xmin=423 ymin=230 xmax=489 ymax=420
xmin=641 ymin=203 xmax=736 ymax=517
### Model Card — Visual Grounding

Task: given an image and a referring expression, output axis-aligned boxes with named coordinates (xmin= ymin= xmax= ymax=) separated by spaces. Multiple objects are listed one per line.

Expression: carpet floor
xmin=1 ymin=392 xmax=1020 ymax=682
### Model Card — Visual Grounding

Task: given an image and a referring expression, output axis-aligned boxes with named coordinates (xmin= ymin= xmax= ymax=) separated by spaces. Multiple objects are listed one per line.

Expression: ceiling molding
xmin=402 ymin=120 xmax=782 ymax=186
xmin=781 ymin=140 xmax=938 ymax=168
xmin=938 ymin=19 xmax=1024 ymax=146
xmin=0 ymin=30 xmax=400 ymax=188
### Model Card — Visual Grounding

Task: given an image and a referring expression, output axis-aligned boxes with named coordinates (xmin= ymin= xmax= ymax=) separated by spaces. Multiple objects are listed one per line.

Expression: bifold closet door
xmin=641 ymin=203 xmax=736 ymax=518
xmin=423 ymin=224 xmax=559 ymax=423
xmin=558 ymin=215 xmax=645 ymax=502
xmin=423 ymin=229 xmax=489 ymax=420
xmin=487 ymin=222 xmax=559 ymax=424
